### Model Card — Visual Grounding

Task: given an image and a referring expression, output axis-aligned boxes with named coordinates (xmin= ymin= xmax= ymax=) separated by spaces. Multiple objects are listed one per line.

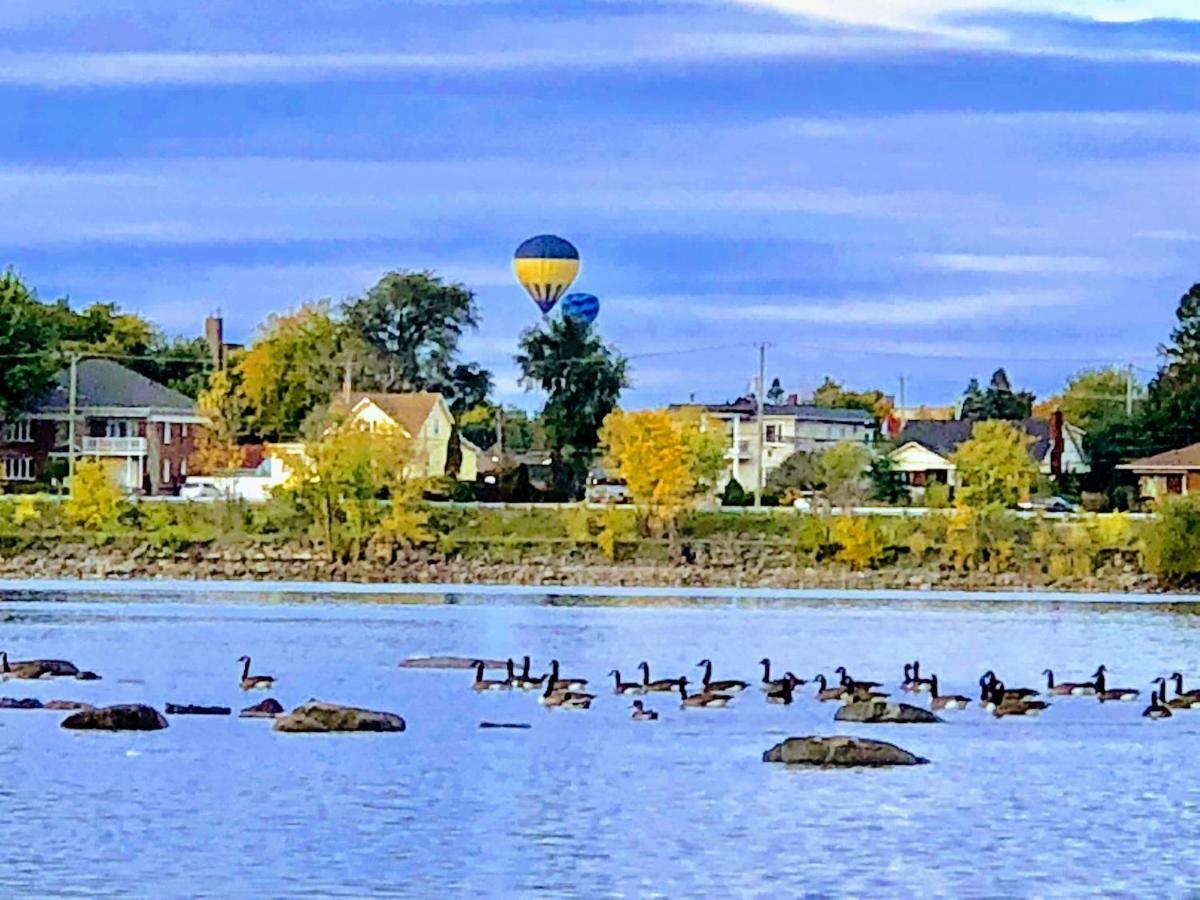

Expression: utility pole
xmin=898 ymin=374 xmax=907 ymax=410
xmin=1125 ymin=363 xmax=1135 ymax=417
xmin=755 ymin=342 xmax=766 ymax=508
xmin=495 ymin=406 xmax=504 ymax=458
xmin=67 ymin=352 xmax=79 ymax=481
xmin=342 ymin=357 xmax=354 ymax=403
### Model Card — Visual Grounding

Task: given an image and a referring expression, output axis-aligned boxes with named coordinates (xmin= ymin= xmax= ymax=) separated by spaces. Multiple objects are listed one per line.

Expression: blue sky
xmin=5 ymin=1 xmax=1200 ymax=409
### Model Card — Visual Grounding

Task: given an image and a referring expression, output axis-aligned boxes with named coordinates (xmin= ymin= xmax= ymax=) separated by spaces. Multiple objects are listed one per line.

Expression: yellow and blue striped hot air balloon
xmin=561 ymin=292 xmax=599 ymax=326
xmin=513 ymin=234 xmax=580 ymax=315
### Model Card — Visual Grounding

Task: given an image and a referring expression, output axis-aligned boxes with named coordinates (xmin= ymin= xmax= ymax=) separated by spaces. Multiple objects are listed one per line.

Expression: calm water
xmin=2 ymin=588 xmax=1200 ymax=898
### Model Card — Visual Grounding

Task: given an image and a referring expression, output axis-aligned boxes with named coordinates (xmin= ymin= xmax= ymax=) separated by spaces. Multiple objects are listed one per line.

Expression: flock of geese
xmin=468 ymin=657 xmax=1200 ymax=721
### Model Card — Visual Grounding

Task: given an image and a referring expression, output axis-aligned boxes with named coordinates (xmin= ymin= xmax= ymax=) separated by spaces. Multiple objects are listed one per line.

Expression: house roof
xmin=34 ymin=359 xmax=197 ymax=413
xmin=339 ymin=392 xmax=443 ymax=435
xmin=1118 ymin=442 xmax=1200 ymax=472
xmin=681 ymin=400 xmax=875 ymax=425
xmin=897 ymin=418 xmax=1066 ymax=461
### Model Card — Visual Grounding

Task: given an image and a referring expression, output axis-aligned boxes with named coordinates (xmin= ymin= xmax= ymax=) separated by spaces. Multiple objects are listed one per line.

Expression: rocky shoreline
xmin=0 ymin=540 xmax=1169 ymax=594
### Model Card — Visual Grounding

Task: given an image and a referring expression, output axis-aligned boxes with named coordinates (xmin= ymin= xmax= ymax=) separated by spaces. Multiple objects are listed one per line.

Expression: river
xmin=1 ymin=586 xmax=1198 ymax=897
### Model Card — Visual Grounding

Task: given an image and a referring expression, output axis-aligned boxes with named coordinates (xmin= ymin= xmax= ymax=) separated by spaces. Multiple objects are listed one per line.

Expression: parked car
xmin=1018 ymin=496 xmax=1077 ymax=514
xmin=178 ymin=482 xmax=224 ymax=502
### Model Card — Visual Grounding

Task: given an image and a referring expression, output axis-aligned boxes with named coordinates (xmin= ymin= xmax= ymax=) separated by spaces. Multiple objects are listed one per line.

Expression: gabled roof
xmin=1118 ymin=443 xmax=1200 ymax=472
xmin=339 ymin=392 xmax=443 ymax=436
xmin=34 ymin=359 xmax=196 ymax=413
xmin=898 ymin=418 xmax=1065 ymax=460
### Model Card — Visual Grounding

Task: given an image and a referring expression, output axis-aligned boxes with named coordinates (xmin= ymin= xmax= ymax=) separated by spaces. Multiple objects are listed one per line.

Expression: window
xmin=105 ymin=420 xmax=129 ymax=438
xmin=2 ymin=419 xmax=32 ymax=443
xmin=2 ymin=456 xmax=33 ymax=481
xmin=162 ymin=459 xmax=172 ymax=484
xmin=765 ymin=425 xmax=778 ymax=443
xmin=163 ymin=423 xmax=173 ymax=445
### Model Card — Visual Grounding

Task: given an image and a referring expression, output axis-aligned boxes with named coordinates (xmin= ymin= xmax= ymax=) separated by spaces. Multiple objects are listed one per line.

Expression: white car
xmin=178 ymin=482 xmax=224 ymax=502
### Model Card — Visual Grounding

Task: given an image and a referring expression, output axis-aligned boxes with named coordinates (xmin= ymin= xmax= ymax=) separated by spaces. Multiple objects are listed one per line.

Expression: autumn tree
xmin=236 ymin=302 xmax=348 ymax=441
xmin=600 ymin=407 xmax=725 ymax=530
xmin=64 ymin=459 xmax=124 ymax=531
xmin=517 ymin=316 xmax=628 ymax=499
xmin=811 ymin=377 xmax=891 ymax=417
xmin=192 ymin=367 xmax=249 ymax=477
xmin=950 ymin=420 xmax=1038 ymax=509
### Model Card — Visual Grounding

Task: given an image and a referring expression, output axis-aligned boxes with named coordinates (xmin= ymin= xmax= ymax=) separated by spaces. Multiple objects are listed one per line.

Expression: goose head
xmin=834 ymin=666 xmax=847 ymax=676
xmin=238 ymin=655 xmax=251 ymax=664
xmin=632 ymin=700 xmax=644 ymax=711
xmin=637 ymin=661 xmax=649 ymax=672
xmin=696 ymin=659 xmax=712 ymax=668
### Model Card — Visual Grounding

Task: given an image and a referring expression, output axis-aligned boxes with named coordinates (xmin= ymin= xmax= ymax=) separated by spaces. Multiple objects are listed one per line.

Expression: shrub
xmin=924 ymin=481 xmax=951 ymax=509
xmin=64 ymin=461 xmax=124 ymax=532
xmin=1143 ymin=496 xmax=1200 ymax=586
xmin=831 ymin=517 xmax=884 ymax=570
xmin=721 ymin=479 xmax=751 ymax=507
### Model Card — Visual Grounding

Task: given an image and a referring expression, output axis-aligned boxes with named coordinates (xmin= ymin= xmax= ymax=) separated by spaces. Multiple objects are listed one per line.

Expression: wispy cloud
xmin=915 ymin=253 xmax=1116 ymax=275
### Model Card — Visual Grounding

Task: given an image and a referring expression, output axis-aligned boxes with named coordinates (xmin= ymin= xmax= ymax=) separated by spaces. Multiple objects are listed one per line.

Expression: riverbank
xmin=0 ymin=539 xmax=1165 ymax=595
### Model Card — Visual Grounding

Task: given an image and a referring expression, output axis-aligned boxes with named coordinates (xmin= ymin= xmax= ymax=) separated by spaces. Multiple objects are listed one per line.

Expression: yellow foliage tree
xmin=64 ymin=459 xmax=124 ymax=532
xmin=950 ymin=420 xmax=1038 ymax=510
xmin=192 ymin=367 xmax=247 ymax=477
xmin=832 ymin=517 xmax=883 ymax=570
xmin=600 ymin=407 xmax=725 ymax=531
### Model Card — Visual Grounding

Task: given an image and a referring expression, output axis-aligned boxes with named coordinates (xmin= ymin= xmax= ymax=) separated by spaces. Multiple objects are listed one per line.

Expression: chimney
xmin=786 ymin=393 xmax=799 ymax=405
xmin=204 ymin=315 xmax=225 ymax=370
xmin=1049 ymin=408 xmax=1064 ymax=477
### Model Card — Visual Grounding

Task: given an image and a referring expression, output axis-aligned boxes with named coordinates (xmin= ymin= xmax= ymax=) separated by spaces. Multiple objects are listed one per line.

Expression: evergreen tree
xmin=1144 ymin=284 xmax=1200 ymax=452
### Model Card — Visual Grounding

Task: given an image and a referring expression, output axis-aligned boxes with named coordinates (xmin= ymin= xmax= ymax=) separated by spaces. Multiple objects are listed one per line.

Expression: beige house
xmin=337 ymin=392 xmax=481 ymax=481
xmin=1118 ymin=443 xmax=1200 ymax=499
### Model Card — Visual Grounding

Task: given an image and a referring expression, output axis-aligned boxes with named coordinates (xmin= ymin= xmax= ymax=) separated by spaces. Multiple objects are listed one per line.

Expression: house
xmin=1117 ymin=443 xmax=1200 ymax=499
xmin=890 ymin=411 xmax=1089 ymax=495
xmin=679 ymin=397 xmax=877 ymax=490
xmin=0 ymin=359 xmax=207 ymax=494
xmin=333 ymin=391 xmax=482 ymax=481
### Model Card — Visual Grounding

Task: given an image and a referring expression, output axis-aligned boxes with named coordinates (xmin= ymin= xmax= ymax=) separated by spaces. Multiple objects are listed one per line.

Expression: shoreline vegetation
xmin=2 ymin=496 xmax=1198 ymax=594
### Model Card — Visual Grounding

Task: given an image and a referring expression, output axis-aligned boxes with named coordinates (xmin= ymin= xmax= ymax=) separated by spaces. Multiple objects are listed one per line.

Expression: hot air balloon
xmin=513 ymin=234 xmax=579 ymax=315
xmin=560 ymin=292 xmax=599 ymax=326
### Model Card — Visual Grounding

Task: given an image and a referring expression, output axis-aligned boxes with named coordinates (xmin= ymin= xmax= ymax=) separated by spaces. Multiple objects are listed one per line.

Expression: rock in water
xmin=273 ymin=701 xmax=406 ymax=733
xmin=76 ymin=671 xmax=102 ymax=681
xmin=835 ymin=701 xmax=942 ymax=724
xmin=165 ymin=703 xmax=232 ymax=716
xmin=479 ymin=722 xmax=531 ymax=730
xmin=44 ymin=700 xmax=93 ymax=711
xmin=399 ymin=656 xmax=506 ymax=670
xmin=0 ymin=697 xmax=43 ymax=709
xmin=763 ymin=736 xmax=929 ymax=767
xmin=239 ymin=698 xmax=285 ymax=718
xmin=61 ymin=704 xmax=169 ymax=731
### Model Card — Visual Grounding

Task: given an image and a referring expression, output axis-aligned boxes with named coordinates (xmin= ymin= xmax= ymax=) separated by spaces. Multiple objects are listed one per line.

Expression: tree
xmin=1143 ymin=284 xmax=1200 ymax=453
xmin=516 ymin=316 xmax=628 ymax=498
xmin=721 ymin=478 xmax=751 ymax=507
xmin=766 ymin=377 xmax=786 ymax=405
xmin=950 ymin=420 xmax=1038 ymax=509
xmin=960 ymin=369 xmax=1034 ymax=421
xmin=818 ymin=442 xmax=871 ymax=513
xmin=342 ymin=270 xmax=490 ymax=401
xmin=236 ymin=302 xmax=347 ymax=441
xmin=1143 ymin=494 xmax=1200 ymax=587
xmin=1037 ymin=367 xmax=1136 ymax=434
xmin=765 ymin=450 xmax=820 ymax=498
xmin=0 ymin=271 xmax=60 ymax=416
xmin=811 ymin=377 xmax=890 ymax=417
xmin=64 ymin=459 xmax=123 ymax=531
xmin=868 ymin=452 xmax=909 ymax=505
xmin=192 ymin=367 xmax=249 ymax=476
xmin=600 ymin=408 xmax=725 ymax=529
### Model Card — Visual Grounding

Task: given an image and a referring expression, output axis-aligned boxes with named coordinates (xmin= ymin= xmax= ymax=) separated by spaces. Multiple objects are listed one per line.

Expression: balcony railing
xmin=82 ymin=436 xmax=147 ymax=455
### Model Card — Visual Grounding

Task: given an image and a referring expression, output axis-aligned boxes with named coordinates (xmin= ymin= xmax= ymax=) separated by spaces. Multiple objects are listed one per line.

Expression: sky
xmin=5 ymin=1 xmax=1200 ymax=409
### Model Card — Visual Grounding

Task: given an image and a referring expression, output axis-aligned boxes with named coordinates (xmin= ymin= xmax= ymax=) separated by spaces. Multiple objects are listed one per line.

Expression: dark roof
xmin=1119 ymin=442 xmax=1200 ymax=471
xmin=898 ymin=418 xmax=1054 ymax=459
xmin=34 ymin=359 xmax=196 ymax=413
xmin=681 ymin=401 xmax=875 ymax=425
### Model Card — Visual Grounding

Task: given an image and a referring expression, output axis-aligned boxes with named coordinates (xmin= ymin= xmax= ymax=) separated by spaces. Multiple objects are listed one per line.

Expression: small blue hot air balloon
xmin=560 ymin=292 xmax=599 ymax=326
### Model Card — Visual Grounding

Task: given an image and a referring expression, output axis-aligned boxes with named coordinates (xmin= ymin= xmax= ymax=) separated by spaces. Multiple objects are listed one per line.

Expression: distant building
xmin=0 ymin=359 xmax=207 ymax=494
xmin=679 ymin=397 xmax=877 ymax=490
xmin=1117 ymin=443 xmax=1200 ymax=499
xmin=890 ymin=411 xmax=1088 ymax=495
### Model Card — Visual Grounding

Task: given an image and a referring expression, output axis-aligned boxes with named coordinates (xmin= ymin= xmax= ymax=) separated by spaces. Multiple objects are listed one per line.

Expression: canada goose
xmin=547 ymin=660 xmax=587 ymax=692
xmin=697 ymin=659 xmax=748 ymax=694
xmin=238 ymin=656 xmax=275 ymax=690
xmin=1170 ymin=673 xmax=1200 ymax=702
xmin=766 ymin=678 xmax=794 ymax=705
xmin=1093 ymin=666 xmax=1140 ymax=703
xmin=929 ymin=674 xmax=971 ymax=711
xmin=990 ymin=681 xmax=1051 ymax=718
xmin=979 ymin=671 xmax=1038 ymax=707
xmin=785 ymin=672 xmax=808 ymax=688
xmin=512 ymin=656 xmax=545 ymax=690
xmin=1155 ymin=676 xmax=1200 ymax=710
xmin=609 ymin=669 xmax=644 ymax=694
xmin=835 ymin=666 xmax=881 ymax=693
xmin=0 ymin=652 xmax=46 ymax=680
xmin=630 ymin=700 xmax=658 ymax=720
xmin=844 ymin=686 xmax=890 ymax=704
xmin=758 ymin=658 xmax=791 ymax=692
xmin=677 ymin=678 xmax=731 ymax=709
xmin=1042 ymin=669 xmax=1096 ymax=696
xmin=812 ymin=674 xmax=847 ymax=702
xmin=540 ymin=679 xmax=592 ymax=709
xmin=638 ymin=661 xmax=684 ymax=693
xmin=903 ymin=660 xmax=934 ymax=693
xmin=471 ymin=660 xmax=509 ymax=692
xmin=1144 ymin=680 xmax=1173 ymax=720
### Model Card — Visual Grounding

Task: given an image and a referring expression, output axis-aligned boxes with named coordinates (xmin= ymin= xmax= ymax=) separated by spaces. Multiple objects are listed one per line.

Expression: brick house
xmin=0 ymin=359 xmax=207 ymax=495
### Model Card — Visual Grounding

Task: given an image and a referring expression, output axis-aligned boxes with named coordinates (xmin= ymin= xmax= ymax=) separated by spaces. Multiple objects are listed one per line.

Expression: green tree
xmin=0 ymin=271 xmax=59 ymax=416
xmin=950 ymin=420 xmax=1038 ymax=509
xmin=1041 ymin=367 xmax=1137 ymax=435
xmin=811 ymin=376 xmax=890 ymax=417
xmin=721 ymin=478 xmax=751 ymax=507
xmin=516 ymin=316 xmax=628 ymax=499
xmin=1143 ymin=494 xmax=1200 ymax=587
xmin=868 ymin=451 xmax=909 ymax=504
xmin=818 ymin=442 xmax=872 ymax=513
xmin=237 ymin=302 xmax=347 ymax=440
xmin=766 ymin=377 xmax=786 ymax=405
xmin=960 ymin=369 xmax=1034 ymax=421
xmin=1143 ymin=284 xmax=1200 ymax=453
xmin=765 ymin=450 xmax=819 ymax=498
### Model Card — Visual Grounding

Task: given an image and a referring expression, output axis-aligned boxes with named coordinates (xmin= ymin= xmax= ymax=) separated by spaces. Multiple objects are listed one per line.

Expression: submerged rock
xmin=479 ymin=722 xmax=531 ymax=730
xmin=399 ymin=656 xmax=505 ymax=670
xmin=43 ymin=700 xmax=93 ymax=711
xmin=763 ymin=736 xmax=929 ymax=767
xmin=835 ymin=701 xmax=942 ymax=724
xmin=165 ymin=703 xmax=231 ymax=716
xmin=273 ymin=701 xmax=406 ymax=733
xmin=61 ymin=704 xmax=169 ymax=731
xmin=239 ymin=698 xmax=285 ymax=718
xmin=0 ymin=697 xmax=43 ymax=709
